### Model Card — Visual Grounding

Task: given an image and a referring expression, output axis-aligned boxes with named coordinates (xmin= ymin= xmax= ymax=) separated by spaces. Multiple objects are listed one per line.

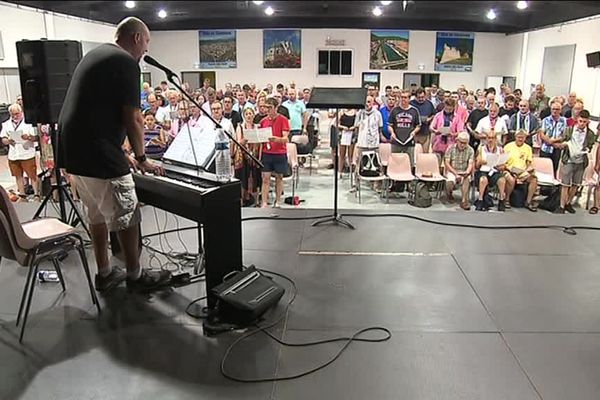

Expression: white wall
xmin=0 ymin=1 xmax=115 ymax=103
xmin=147 ymin=29 xmax=522 ymax=92
xmin=521 ymin=16 xmax=600 ymax=116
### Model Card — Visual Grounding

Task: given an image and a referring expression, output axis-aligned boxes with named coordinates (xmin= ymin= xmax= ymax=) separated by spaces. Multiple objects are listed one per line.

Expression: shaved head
xmin=115 ymin=17 xmax=149 ymax=41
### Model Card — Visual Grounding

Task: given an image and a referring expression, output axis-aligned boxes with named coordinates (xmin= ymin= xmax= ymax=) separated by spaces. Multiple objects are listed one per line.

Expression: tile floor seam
xmin=450 ymin=253 xmax=545 ymax=400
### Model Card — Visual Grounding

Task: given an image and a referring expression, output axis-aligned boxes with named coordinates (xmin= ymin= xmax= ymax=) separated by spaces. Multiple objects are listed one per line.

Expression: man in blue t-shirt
xmin=410 ymin=88 xmax=436 ymax=152
xmin=283 ymin=89 xmax=307 ymax=138
xmin=379 ymin=95 xmax=396 ymax=143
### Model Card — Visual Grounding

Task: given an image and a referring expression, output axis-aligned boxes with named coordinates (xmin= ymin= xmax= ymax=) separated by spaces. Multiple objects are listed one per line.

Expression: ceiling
xmin=8 ymin=1 xmax=600 ymax=34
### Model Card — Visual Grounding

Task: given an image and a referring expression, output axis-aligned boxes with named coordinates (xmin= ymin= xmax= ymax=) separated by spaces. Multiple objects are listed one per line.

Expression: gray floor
xmin=1 ymin=202 xmax=600 ymax=400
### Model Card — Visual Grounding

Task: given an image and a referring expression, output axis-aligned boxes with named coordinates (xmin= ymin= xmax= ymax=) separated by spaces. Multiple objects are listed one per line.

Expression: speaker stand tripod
xmin=33 ymin=124 xmax=90 ymax=238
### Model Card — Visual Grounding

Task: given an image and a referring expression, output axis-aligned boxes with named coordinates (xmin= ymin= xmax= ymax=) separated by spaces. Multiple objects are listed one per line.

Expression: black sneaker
xmin=475 ymin=201 xmax=485 ymax=211
xmin=95 ymin=266 xmax=126 ymax=292
xmin=554 ymin=207 xmax=565 ymax=214
xmin=497 ymin=201 xmax=506 ymax=212
xmin=126 ymin=269 xmax=172 ymax=293
xmin=565 ymin=203 xmax=576 ymax=214
xmin=327 ymin=163 xmax=334 ymax=170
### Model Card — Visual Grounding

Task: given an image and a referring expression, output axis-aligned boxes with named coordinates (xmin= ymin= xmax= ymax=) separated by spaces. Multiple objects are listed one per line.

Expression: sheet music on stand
xmin=162 ymin=123 xmax=217 ymax=170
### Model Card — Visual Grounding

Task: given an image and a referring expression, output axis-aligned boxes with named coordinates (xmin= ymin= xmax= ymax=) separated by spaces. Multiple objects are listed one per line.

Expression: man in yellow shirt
xmin=503 ymin=129 xmax=538 ymax=211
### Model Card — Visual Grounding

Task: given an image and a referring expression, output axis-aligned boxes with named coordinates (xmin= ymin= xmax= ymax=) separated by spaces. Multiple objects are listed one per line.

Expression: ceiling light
xmin=402 ymin=0 xmax=408 ymax=11
xmin=516 ymin=1 xmax=528 ymax=10
xmin=253 ymin=1 xmax=264 ymax=4
xmin=157 ymin=9 xmax=167 ymax=19
xmin=380 ymin=1 xmax=392 ymax=5
xmin=264 ymin=6 xmax=274 ymax=16
xmin=124 ymin=1 xmax=135 ymax=8
xmin=486 ymin=9 xmax=496 ymax=20
xmin=372 ymin=6 xmax=383 ymax=16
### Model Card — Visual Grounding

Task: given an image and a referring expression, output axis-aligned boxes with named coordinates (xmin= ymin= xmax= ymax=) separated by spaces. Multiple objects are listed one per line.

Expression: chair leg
xmin=19 ymin=261 xmax=40 ymax=342
xmin=17 ymin=257 xmax=38 ymax=327
xmin=52 ymin=258 xmax=66 ymax=292
xmin=76 ymin=240 xmax=101 ymax=313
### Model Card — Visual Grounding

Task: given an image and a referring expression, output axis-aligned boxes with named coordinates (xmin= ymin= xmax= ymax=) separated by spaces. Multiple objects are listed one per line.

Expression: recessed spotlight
xmin=486 ymin=9 xmax=496 ymax=20
xmin=253 ymin=1 xmax=265 ymax=4
xmin=380 ymin=1 xmax=392 ymax=5
xmin=157 ymin=9 xmax=167 ymax=19
xmin=124 ymin=1 xmax=135 ymax=9
xmin=516 ymin=1 xmax=528 ymax=10
xmin=264 ymin=6 xmax=274 ymax=16
xmin=372 ymin=6 xmax=383 ymax=16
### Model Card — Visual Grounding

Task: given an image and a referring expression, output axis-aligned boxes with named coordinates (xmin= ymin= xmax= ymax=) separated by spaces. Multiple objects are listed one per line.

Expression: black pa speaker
xmin=210 ymin=265 xmax=285 ymax=326
xmin=16 ymin=40 xmax=82 ymax=124
xmin=586 ymin=51 xmax=600 ymax=68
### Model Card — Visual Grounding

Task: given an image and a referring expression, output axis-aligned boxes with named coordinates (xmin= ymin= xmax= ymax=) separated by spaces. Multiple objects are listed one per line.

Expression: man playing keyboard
xmin=59 ymin=17 xmax=171 ymax=292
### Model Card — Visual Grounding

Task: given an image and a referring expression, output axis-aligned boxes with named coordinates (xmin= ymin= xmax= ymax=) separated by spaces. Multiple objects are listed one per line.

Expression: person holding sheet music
xmin=474 ymin=130 xmax=509 ymax=211
xmin=259 ymin=97 xmax=290 ymax=208
xmin=430 ymin=98 xmax=465 ymax=164
xmin=388 ymin=90 xmax=421 ymax=166
xmin=234 ymin=107 xmax=262 ymax=207
xmin=503 ymin=129 xmax=538 ymax=212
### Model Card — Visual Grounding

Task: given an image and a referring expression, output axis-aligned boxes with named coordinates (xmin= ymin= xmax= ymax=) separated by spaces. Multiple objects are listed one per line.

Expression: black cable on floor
xmin=218 ymin=268 xmax=392 ymax=383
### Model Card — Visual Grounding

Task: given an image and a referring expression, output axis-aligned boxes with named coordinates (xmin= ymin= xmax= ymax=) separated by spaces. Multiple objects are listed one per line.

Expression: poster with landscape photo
xmin=435 ymin=31 xmax=474 ymax=72
xmin=199 ymin=30 xmax=237 ymax=69
xmin=370 ymin=30 xmax=409 ymax=70
xmin=263 ymin=29 xmax=301 ymax=69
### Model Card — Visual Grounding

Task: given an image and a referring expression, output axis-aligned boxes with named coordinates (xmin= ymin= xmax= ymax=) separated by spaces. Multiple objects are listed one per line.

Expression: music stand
xmin=307 ymin=87 xmax=367 ymax=230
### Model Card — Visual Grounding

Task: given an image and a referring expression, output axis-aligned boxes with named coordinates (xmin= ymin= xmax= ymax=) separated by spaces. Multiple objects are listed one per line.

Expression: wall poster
xmin=199 ymin=30 xmax=237 ymax=69
xmin=370 ymin=30 xmax=409 ymax=70
xmin=435 ymin=31 xmax=474 ymax=72
xmin=263 ymin=29 xmax=301 ymax=69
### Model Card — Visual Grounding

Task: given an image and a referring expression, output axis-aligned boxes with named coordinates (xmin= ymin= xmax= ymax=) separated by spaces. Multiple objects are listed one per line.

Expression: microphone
xmin=143 ymin=55 xmax=178 ymax=79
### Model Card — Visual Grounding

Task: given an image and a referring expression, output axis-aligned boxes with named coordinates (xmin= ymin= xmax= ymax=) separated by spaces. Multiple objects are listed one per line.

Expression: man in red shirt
xmin=260 ymin=97 xmax=290 ymax=208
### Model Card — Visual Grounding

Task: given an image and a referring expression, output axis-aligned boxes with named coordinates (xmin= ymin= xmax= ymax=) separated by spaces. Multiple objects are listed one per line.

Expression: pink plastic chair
xmin=532 ymin=157 xmax=560 ymax=186
xmin=415 ymin=153 xmax=446 ymax=199
xmin=583 ymin=157 xmax=598 ymax=210
xmin=379 ymin=143 xmax=392 ymax=167
xmin=386 ymin=153 xmax=416 ymax=203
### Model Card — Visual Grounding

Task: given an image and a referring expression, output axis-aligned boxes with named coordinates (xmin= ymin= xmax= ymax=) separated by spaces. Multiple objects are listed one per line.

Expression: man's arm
xmin=123 ymin=106 xmax=162 ymax=174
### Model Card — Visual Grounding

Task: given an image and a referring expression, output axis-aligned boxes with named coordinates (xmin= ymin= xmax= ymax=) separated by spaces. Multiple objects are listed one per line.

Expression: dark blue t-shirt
xmin=409 ymin=99 xmax=436 ymax=136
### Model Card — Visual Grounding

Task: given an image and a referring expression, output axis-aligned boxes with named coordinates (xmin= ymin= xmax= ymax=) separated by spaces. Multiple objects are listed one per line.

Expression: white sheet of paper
xmin=10 ymin=130 xmax=26 ymax=143
xmin=394 ymin=134 xmax=414 ymax=146
xmin=163 ymin=124 xmax=218 ymax=167
xmin=486 ymin=153 xmax=509 ymax=168
xmin=244 ymin=127 xmax=272 ymax=144
xmin=439 ymin=126 xmax=451 ymax=136
xmin=340 ymin=131 xmax=353 ymax=146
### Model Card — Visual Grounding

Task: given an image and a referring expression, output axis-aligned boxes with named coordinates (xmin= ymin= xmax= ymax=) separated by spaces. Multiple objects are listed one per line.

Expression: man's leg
xmin=116 ymin=224 xmax=141 ymax=279
xmin=560 ymin=185 xmax=569 ymax=209
xmin=526 ymin=176 xmax=538 ymax=205
xmin=497 ymin=176 xmax=506 ymax=201
xmin=89 ymin=222 xmax=111 ymax=275
xmin=478 ymin=175 xmax=488 ymax=201
xmin=275 ymin=174 xmax=284 ymax=205
xmin=566 ymin=186 xmax=579 ymax=206
xmin=461 ymin=177 xmax=470 ymax=204
xmin=504 ymin=173 xmax=515 ymax=202
xmin=261 ymin=172 xmax=271 ymax=207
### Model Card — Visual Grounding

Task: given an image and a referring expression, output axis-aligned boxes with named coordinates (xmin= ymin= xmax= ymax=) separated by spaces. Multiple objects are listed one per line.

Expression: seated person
xmin=142 ymin=111 xmax=167 ymax=160
xmin=474 ymin=130 xmax=509 ymax=211
xmin=504 ymin=129 xmax=538 ymax=212
xmin=444 ymin=131 xmax=474 ymax=210
xmin=554 ymin=110 xmax=596 ymax=214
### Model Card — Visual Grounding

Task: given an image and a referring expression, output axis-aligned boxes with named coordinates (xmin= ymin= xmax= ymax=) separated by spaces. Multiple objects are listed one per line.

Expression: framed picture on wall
xmin=434 ymin=31 xmax=474 ymax=72
xmin=369 ymin=30 xmax=409 ymax=70
xmin=263 ymin=29 xmax=301 ymax=69
xmin=199 ymin=30 xmax=237 ymax=69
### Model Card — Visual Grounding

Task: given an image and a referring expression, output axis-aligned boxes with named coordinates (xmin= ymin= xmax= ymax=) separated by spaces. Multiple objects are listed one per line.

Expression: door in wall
xmin=200 ymin=71 xmax=216 ymax=91
xmin=403 ymin=73 xmax=421 ymax=90
xmin=402 ymin=73 xmax=440 ymax=89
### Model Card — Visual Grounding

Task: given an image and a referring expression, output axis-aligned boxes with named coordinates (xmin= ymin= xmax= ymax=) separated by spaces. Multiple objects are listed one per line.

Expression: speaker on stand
xmin=16 ymin=39 xmax=89 ymax=237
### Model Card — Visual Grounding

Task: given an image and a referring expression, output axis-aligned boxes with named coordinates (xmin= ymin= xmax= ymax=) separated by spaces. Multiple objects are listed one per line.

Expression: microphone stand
xmin=164 ymin=72 xmax=263 ymax=169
